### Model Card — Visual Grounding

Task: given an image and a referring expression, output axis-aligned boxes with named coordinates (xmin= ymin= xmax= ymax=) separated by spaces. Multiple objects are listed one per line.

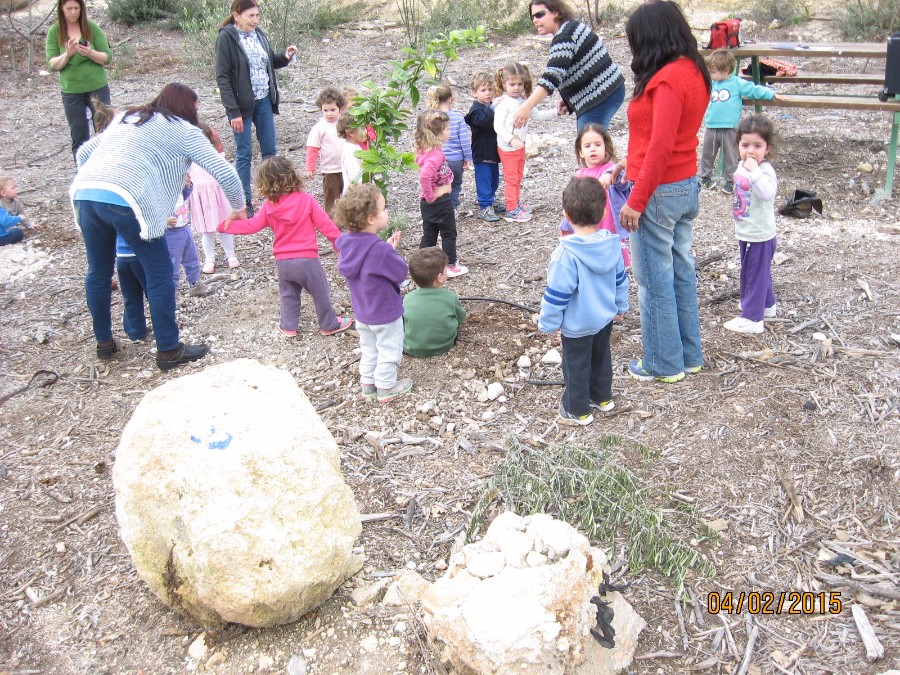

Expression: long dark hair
xmin=221 ymin=0 xmax=258 ymax=27
xmin=528 ymin=0 xmax=575 ymax=23
xmin=626 ymin=0 xmax=710 ymax=98
xmin=56 ymin=0 xmax=92 ymax=47
xmin=122 ymin=83 xmax=200 ymax=128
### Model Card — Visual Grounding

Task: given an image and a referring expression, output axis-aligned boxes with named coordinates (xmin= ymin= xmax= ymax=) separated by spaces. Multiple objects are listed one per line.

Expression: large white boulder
xmin=113 ymin=358 xmax=363 ymax=627
xmin=421 ymin=512 xmax=644 ymax=674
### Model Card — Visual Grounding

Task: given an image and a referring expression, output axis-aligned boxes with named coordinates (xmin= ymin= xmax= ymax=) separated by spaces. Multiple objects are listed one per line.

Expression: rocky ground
xmin=1 ymin=4 xmax=899 ymax=675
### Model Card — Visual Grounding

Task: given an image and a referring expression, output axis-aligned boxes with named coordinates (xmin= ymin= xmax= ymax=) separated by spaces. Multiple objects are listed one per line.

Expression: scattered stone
xmin=517 ymin=354 xmax=532 ymax=368
xmin=352 ymin=578 xmax=390 ymax=607
xmin=422 ymin=513 xmax=645 ymax=674
xmin=486 ymin=382 xmax=505 ymax=401
xmin=382 ymin=570 xmax=433 ymax=606
xmin=360 ymin=635 xmax=379 ymax=653
xmin=812 ymin=332 xmax=827 ymax=341
xmin=858 ymin=162 xmax=874 ymax=173
xmin=113 ymin=359 xmax=364 ymax=627
xmin=803 ymin=399 xmax=818 ymax=411
xmin=205 ymin=651 xmax=226 ymax=668
xmin=188 ymin=633 xmax=208 ymax=661
xmin=258 ymin=654 xmax=274 ymax=670
xmin=286 ymin=654 xmax=307 ymax=675
xmin=541 ymin=348 xmax=562 ymax=365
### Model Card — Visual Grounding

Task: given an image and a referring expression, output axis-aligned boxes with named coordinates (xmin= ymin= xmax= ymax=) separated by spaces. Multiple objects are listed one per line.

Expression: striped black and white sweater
xmin=71 ymin=112 xmax=245 ymax=240
xmin=536 ymin=21 xmax=625 ymax=116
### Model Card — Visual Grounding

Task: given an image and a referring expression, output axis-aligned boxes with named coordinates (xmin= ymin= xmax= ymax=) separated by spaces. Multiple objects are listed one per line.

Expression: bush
xmin=841 ymin=0 xmax=899 ymax=41
xmin=107 ymin=0 xmax=181 ymax=26
xmin=748 ymin=0 xmax=811 ymax=25
xmin=398 ymin=0 xmax=532 ymax=48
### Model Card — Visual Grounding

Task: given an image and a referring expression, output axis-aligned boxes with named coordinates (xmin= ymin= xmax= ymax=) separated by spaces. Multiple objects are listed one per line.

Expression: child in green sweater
xmin=403 ymin=247 xmax=467 ymax=357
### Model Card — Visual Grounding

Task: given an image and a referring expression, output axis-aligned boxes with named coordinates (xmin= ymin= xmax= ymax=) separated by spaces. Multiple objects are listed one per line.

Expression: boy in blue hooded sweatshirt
xmin=539 ymin=177 xmax=629 ymax=426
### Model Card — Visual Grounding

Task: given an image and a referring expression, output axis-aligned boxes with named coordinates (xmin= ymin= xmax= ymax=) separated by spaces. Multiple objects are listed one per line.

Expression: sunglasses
xmin=531 ymin=9 xmax=547 ymax=19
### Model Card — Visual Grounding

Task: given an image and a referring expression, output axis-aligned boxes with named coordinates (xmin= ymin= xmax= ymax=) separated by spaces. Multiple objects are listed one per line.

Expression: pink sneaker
xmin=446 ymin=264 xmax=468 ymax=278
xmin=320 ymin=316 xmax=353 ymax=335
xmin=227 ymin=256 xmax=241 ymax=269
xmin=278 ymin=325 xmax=298 ymax=338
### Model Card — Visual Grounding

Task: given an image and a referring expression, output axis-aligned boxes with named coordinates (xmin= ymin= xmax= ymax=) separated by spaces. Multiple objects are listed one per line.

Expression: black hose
xmin=527 ymin=380 xmax=565 ymax=386
xmin=459 ymin=296 xmax=540 ymax=314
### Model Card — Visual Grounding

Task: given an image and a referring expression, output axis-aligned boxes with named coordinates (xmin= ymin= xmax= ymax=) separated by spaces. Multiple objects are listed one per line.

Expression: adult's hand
xmin=556 ymin=100 xmax=570 ymax=116
xmin=285 ymin=45 xmax=298 ymax=60
xmin=619 ymin=204 xmax=642 ymax=233
xmin=230 ymin=117 xmax=244 ymax=133
xmin=64 ymin=37 xmax=78 ymax=56
xmin=611 ymin=158 xmax=627 ymax=183
xmin=513 ymin=102 xmax=533 ymax=129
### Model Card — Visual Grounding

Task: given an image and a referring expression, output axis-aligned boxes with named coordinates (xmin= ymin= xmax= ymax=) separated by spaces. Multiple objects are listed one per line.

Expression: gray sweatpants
xmin=357 ymin=316 xmax=404 ymax=390
xmin=275 ymin=257 xmax=340 ymax=332
xmin=698 ymin=127 xmax=739 ymax=180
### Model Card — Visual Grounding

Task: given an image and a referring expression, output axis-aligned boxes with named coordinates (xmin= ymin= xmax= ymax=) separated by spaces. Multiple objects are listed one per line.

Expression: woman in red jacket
xmin=614 ymin=0 xmax=710 ymax=384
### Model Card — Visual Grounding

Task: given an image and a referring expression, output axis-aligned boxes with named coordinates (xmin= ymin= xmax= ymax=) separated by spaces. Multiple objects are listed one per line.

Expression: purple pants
xmin=739 ymin=238 xmax=776 ymax=321
xmin=276 ymin=257 xmax=340 ymax=332
xmin=165 ymin=226 xmax=200 ymax=288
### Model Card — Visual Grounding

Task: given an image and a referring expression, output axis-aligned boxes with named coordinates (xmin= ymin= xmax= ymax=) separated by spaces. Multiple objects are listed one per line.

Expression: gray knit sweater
xmin=71 ymin=112 xmax=245 ymax=240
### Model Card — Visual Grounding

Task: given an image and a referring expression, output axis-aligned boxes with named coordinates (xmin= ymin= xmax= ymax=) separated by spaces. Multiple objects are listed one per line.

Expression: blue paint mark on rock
xmin=190 ymin=423 xmax=233 ymax=450
xmin=190 ymin=435 xmax=201 ymax=443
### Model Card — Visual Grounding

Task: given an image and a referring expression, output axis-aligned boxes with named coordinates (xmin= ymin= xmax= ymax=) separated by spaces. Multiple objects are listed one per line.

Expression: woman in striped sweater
xmin=70 ymin=83 xmax=246 ymax=370
xmin=514 ymin=0 xmax=626 ymax=132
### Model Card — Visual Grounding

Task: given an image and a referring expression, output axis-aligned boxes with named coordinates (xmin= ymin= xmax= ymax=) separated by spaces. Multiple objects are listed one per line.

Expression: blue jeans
xmin=116 ymin=257 xmax=149 ymax=340
xmin=0 ymin=228 xmax=24 ymax=246
xmin=76 ymin=200 xmax=180 ymax=352
xmin=473 ymin=162 xmax=499 ymax=209
xmin=629 ymin=176 xmax=703 ymax=377
xmin=447 ymin=159 xmax=464 ymax=210
xmin=233 ymin=95 xmax=277 ymax=204
xmin=576 ymin=82 xmax=625 ymax=132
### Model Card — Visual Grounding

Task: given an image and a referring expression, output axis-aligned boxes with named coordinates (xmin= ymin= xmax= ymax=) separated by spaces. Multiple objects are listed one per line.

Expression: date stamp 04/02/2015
xmin=707 ymin=591 xmax=843 ymax=615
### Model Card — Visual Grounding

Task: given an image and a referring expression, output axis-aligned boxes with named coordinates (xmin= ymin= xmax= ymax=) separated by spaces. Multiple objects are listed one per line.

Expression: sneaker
xmin=446 ymin=264 xmax=468 ymax=278
xmin=699 ymin=177 xmax=714 ymax=189
xmin=188 ymin=281 xmax=215 ymax=297
xmin=517 ymin=201 xmax=535 ymax=214
xmin=321 ymin=316 xmax=353 ymax=336
xmin=245 ymin=203 xmax=255 ymax=218
xmin=361 ymin=383 xmax=377 ymax=400
xmin=156 ymin=343 xmax=209 ymax=371
xmin=627 ymin=358 xmax=685 ymax=383
xmin=737 ymin=302 xmax=777 ymax=318
xmin=591 ymin=400 xmax=615 ymax=412
xmin=227 ymin=256 xmax=241 ymax=269
xmin=723 ymin=316 xmax=764 ymax=334
xmin=278 ymin=326 xmax=298 ymax=338
xmin=722 ymin=181 xmax=734 ymax=194
xmin=202 ymin=261 xmax=216 ymax=274
xmin=558 ymin=404 xmax=594 ymax=426
xmin=478 ymin=206 xmax=501 ymax=223
xmin=492 ymin=202 xmax=507 ymax=214
xmin=502 ymin=207 xmax=532 ymax=223
xmin=96 ymin=339 xmax=118 ymax=360
xmin=377 ymin=378 xmax=413 ymax=403
xmin=685 ymin=365 xmax=703 ymax=375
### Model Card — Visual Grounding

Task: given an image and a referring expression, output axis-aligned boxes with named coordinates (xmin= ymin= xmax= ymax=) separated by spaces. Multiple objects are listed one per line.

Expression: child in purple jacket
xmin=334 ymin=184 xmax=412 ymax=404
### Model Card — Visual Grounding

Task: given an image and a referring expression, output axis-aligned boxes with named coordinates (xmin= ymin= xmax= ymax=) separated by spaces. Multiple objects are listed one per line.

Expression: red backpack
xmin=706 ymin=19 xmax=741 ymax=49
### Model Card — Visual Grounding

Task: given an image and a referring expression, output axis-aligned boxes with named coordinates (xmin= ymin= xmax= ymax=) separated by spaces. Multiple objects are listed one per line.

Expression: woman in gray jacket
xmin=215 ymin=0 xmax=297 ymax=214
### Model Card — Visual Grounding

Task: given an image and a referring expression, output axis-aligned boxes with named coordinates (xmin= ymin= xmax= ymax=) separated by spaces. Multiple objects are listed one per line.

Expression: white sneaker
xmin=738 ymin=302 xmax=777 ymax=319
xmin=446 ymin=264 xmax=468 ymax=278
xmin=724 ymin=316 xmax=764 ymax=334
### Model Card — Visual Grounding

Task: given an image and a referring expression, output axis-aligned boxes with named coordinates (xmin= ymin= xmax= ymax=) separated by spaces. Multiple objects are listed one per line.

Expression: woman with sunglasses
xmin=513 ymin=0 xmax=625 ymax=132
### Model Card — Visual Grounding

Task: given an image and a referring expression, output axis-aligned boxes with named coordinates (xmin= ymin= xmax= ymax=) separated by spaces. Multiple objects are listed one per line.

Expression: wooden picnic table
xmin=716 ymin=42 xmax=887 ymax=59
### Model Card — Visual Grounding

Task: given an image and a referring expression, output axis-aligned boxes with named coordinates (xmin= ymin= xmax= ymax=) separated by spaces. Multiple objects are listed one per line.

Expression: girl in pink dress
xmin=191 ymin=124 xmax=240 ymax=273
xmin=558 ymin=123 xmax=630 ymax=266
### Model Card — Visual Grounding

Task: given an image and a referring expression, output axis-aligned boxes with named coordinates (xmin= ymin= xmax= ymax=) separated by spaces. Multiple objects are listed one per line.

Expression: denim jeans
xmin=447 ymin=159 xmax=464 ymax=210
xmin=233 ymin=95 xmax=277 ymax=204
xmin=473 ymin=162 xmax=499 ymax=209
xmin=76 ymin=200 xmax=180 ymax=352
xmin=62 ymin=85 xmax=111 ymax=162
xmin=0 ymin=228 xmax=24 ymax=246
xmin=116 ymin=257 xmax=149 ymax=340
xmin=575 ymin=82 xmax=625 ymax=132
xmin=629 ymin=176 xmax=703 ymax=377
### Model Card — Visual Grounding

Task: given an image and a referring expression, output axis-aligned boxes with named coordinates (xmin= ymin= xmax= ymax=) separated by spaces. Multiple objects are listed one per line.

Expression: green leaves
xmin=345 ymin=28 xmax=486 ymax=195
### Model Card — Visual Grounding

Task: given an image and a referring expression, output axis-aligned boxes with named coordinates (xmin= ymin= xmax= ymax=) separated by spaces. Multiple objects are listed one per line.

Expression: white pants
xmin=357 ymin=317 xmax=404 ymax=390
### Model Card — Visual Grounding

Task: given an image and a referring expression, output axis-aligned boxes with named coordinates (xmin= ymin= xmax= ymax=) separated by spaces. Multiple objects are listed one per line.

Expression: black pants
xmin=62 ymin=84 xmax=111 ymax=162
xmin=561 ymin=321 xmax=614 ymax=417
xmin=419 ymin=194 xmax=457 ymax=265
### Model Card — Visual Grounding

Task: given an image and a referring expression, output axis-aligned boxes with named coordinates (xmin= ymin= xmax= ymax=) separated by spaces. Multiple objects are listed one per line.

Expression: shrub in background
xmin=748 ymin=0 xmax=811 ymax=25
xmin=841 ymin=0 xmax=899 ymax=41
xmin=398 ymin=0 xmax=530 ymax=48
xmin=107 ymin=0 xmax=181 ymax=26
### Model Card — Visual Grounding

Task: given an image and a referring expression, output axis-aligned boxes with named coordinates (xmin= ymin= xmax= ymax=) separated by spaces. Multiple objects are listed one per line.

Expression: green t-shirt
xmin=402 ymin=287 xmax=467 ymax=358
xmin=46 ymin=20 xmax=111 ymax=94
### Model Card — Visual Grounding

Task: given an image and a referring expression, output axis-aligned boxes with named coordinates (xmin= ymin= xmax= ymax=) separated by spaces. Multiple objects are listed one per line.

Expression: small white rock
xmin=541 ymin=348 xmax=562 ymax=365
xmin=188 ymin=634 xmax=208 ymax=661
xmin=360 ymin=635 xmax=379 ymax=652
xmin=486 ymin=382 xmax=505 ymax=400
xmin=466 ymin=551 xmax=507 ymax=578
xmin=517 ymin=355 xmax=532 ymax=368
xmin=258 ymin=654 xmax=274 ymax=670
xmin=812 ymin=332 xmax=827 ymax=341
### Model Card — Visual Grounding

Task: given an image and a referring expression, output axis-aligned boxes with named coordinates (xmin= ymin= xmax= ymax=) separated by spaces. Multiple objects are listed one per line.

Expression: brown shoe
xmin=156 ymin=343 xmax=209 ymax=371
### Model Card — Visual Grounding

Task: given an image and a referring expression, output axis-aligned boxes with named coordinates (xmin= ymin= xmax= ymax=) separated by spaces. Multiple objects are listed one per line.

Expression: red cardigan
xmin=625 ymin=58 xmax=709 ymax=212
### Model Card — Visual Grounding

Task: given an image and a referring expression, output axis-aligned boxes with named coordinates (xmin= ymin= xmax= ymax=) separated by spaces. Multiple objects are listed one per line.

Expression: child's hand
xmin=305 ymin=170 xmax=314 ymax=180
xmin=613 ymin=313 xmax=624 ymax=323
xmin=166 ymin=217 xmax=177 ymax=227
xmin=386 ymin=231 xmax=402 ymax=249
xmin=463 ymin=160 xmax=471 ymax=171
xmin=218 ymin=220 xmax=229 ymax=232
xmin=511 ymin=137 xmax=525 ymax=150
xmin=599 ymin=173 xmax=613 ymax=189
xmin=743 ymin=157 xmax=759 ymax=173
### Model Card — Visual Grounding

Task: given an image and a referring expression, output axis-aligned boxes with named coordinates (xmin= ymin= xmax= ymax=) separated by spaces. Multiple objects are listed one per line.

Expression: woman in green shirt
xmin=46 ymin=0 xmax=112 ymax=161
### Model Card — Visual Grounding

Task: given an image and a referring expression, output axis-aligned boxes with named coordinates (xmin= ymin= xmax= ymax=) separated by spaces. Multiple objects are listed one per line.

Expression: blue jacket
xmin=705 ymin=75 xmax=775 ymax=128
xmin=539 ymin=230 xmax=628 ymax=338
xmin=464 ymin=101 xmax=500 ymax=164
xmin=336 ymin=232 xmax=408 ymax=325
xmin=0 ymin=208 xmax=23 ymax=238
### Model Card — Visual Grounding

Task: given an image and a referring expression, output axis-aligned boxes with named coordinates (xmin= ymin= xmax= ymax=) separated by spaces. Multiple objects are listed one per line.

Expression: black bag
xmin=779 ymin=189 xmax=823 ymax=218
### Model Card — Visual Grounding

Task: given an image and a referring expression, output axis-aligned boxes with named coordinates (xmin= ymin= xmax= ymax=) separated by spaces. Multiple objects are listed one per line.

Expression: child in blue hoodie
xmin=334 ymin=183 xmax=412 ymax=404
xmin=699 ymin=50 xmax=777 ymax=194
xmin=0 ymin=207 xmax=24 ymax=246
xmin=539 ymin=177 xmax=629 ymax=426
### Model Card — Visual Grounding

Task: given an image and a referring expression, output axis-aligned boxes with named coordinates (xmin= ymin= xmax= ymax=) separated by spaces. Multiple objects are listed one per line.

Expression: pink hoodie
xmin=219 ymin=191 xmax=340 ymax=260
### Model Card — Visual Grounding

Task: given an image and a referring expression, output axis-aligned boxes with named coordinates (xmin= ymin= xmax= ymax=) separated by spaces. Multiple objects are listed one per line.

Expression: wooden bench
xmin=741 ymin=73 xmax=884 ymax=85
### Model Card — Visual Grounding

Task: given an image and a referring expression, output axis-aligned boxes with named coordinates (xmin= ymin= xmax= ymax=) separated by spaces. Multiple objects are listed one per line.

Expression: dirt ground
xmin=1 ymin=4 xmax=898 ymax=675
